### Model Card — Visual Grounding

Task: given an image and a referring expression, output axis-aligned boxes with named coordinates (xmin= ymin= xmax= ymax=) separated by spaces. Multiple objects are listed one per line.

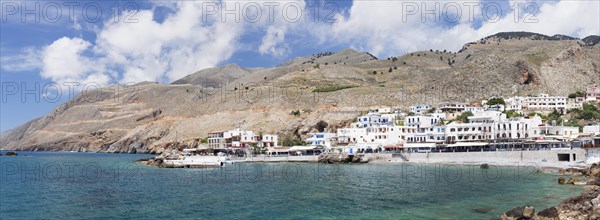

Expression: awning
xmin=289 ymin=146 xmax=321 ymax=151
xmin=403 ymin=143 xmax=436 ymax=148
xmin=534 ymin=139 xmax=562 ymax=143
xmin=446 ymin=142 xmax=489 ymax=147
xmin=267 ymin=148 xmax=290 ymax=153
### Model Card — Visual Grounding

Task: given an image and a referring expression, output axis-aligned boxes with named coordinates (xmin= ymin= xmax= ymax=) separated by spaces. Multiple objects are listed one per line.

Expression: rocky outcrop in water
xmin=318 ymin=154 xmax=368 ymax=164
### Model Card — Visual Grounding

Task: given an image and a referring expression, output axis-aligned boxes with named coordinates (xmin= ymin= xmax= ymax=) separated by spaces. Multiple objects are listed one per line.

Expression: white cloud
xmin=0 ymin=47 xmax=42 ymax=72
xmin=41 ymin=37 xmax=92 ymax=82
xmin=313 ymin=0 xmax=599 ymax=58
xmin=4 ymin=0 xmax=599 ymax=86
xmin=22 ymin=1 xmax=246 ymax=84
xmin=259 ymin=26 xmax=289 ymax=57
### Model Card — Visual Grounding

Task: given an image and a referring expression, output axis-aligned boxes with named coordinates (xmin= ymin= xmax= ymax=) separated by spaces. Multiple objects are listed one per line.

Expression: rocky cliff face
xmin=1 ymin=32 xmax=599 ymax=153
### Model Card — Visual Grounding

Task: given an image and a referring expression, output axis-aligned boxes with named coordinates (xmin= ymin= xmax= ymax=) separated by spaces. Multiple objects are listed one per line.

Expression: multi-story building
xmin=587 ymin=85 xmax=600 ymax=102
xmin=468 ymin=111 xmax=506 ymax=123
xmin=504 ymin=96 xmax=526 ymax=113
xmin=208 ymin=129 xmax=278 ymax=149
xmin=584 ymin=124 xmax=600 ymax=135
xmin=446 ymin=122 xmax=494 ymax=143
xmin=409 ymin=104 xmax=432 ymax=114
xmin=523 ymin=94 xmax=567 ymax=113
xmin=538 ymin=125 xmax=580 ymax=138
xmin=465 ymin=106 xmax=484 ymax=113
xmin=337 ymin=127 xmax=368 ymax=144
xmin=405 ymin=115 xmax=443 ymax=129
xmin=438 ymin=102 xmax=467 ymax=112
xmin=354 ymin=112 xmax=395 ymax=128
xmin=306 ymin=133 xmax=336 ymax=148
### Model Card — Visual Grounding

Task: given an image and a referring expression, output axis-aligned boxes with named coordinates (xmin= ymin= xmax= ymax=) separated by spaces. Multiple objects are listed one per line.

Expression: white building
xmin=405 ymin=115 xmax=443 ymax=129
xmin=208 ymin=129 xmax=278 ymax=149
xmin=306 ymin=133 xmax=336 ymax=148
xmin=465 ymin=106 xmax=484 ymax=113
xmin=354 ymin=112 xmax=395 ymax=128
xmin=337 ymin=127 xmax=368 ymax=144
xmin=504 ymin=96 xmax=526 ymax=113
xmin=587 ymin=85 xmax=600 ymax=102
xmin=584 ymin=125 xmax=600 ymax=135
xmin=438 ymin=102 xmax=467 ymax=112
xmin=524 ymin=94 xmax=567 ymax=113
xmin=409 ymin=104 xmax=432 ymax=114
xmin=446 ymin=122 xmax=494 ymax=143
xmin=468 ymin=111 xmax=506 ymax=123
xmin=538 ymin=125 xmax=580 ymax=139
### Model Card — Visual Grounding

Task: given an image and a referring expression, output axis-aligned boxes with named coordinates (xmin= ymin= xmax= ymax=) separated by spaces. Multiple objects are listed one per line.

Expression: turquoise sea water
xmin=0 ymin=152 xmax=583 ymax=219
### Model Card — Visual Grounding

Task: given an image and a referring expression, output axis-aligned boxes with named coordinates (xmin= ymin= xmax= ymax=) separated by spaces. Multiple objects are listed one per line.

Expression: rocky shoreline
xmin=501 ymin=164 xmax=600 ymax=220
xmin=317 ymin=154 xmax=369 ymax=164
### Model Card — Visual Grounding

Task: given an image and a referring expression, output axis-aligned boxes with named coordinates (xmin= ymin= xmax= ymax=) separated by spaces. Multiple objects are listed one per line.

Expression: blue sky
xmin=1 ymin=0 xmax=599 ymax=132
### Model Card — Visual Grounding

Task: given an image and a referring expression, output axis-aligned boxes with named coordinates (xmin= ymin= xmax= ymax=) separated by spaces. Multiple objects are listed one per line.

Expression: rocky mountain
xmin=1 ymin=32 xmax=599 ymax=153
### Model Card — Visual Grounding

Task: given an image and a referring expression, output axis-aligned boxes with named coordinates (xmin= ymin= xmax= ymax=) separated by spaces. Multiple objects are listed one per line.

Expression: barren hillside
xmin=1 ymin=32 xmax=599 ymax=153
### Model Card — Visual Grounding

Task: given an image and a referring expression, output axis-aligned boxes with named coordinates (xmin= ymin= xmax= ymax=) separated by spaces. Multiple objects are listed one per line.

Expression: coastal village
xmin=162 ymin=85 xmax=600 ymax=167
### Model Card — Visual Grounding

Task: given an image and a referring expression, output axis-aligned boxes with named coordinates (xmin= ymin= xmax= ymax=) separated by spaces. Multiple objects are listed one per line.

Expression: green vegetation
xmin=568 ymin=91 xmax=585 ymax=98
xmin=290 ymin=110 xmax=301 ymax=116
xmin=525 ymin=52 xmax=550 ymax=67
xmin=396 ymin=121 xmax=405 ymax=126
xmin=570 ymin=104 xmax=600 ymax=120
xmin=407 ymin=112 xmax=416 ymax=116
xmin=313 ymin=85 xmax=357 ymax=93
xmin=504 ymin=110 xmax=522 ymax=118
xmin=563 ymin=120 xmax=583 ymax=132
xmin=486 ymin=97 xmax=506 ymax=106
xmin=200 ymin=137 xmax=208 ymax=144
xmin=544 ymin=109 xmax=563 ymax=125
xmin=279 ymin=134 xmax=306 ymax=147
xmin=436 ymin=119 xmax=445 ymax=126
xmin=457 ymin=111 xmax=474 ymax=123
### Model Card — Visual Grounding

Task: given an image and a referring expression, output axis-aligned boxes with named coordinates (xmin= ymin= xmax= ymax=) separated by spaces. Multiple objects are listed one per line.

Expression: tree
xmin=290 ymin=110 xmax=301 ymax=116
xmin=280 ymin=134 xmax=305 ymax=147
xmin=486 ymin=98 xmax=506 ymax=106
xmin=457 ymin=111 xmax=474 ymax=123
xmin=546 ymin=109 xmax=563 ymax=125
xmin=575 ymin=104 xmax=600 ymax=120
xmin=504 ymin=110 xmax=522 ymax=118
xmin=388 ymin=67 xmax=393 ymax=73
xmin=568 ymin=91 xmax=585 ymax=98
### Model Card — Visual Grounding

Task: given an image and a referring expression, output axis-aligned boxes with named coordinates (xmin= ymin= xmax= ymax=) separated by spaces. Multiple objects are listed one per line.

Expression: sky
xmin=0 ymin=0 xmax=599 ymax=132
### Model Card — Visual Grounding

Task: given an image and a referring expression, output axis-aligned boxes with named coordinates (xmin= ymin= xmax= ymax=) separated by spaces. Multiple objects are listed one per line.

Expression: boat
xmin=162 ymin=150 xmax=233 ymax=168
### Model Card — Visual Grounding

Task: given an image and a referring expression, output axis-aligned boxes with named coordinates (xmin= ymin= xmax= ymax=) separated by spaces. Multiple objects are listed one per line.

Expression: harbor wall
xmin=244 ymin=155 xmax=319 ymax=162
xmin=388 ymin=149 xmax=588 ymax=167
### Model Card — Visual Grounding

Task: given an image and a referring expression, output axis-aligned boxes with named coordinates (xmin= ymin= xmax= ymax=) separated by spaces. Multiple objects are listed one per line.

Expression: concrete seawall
xmin=244 ymin=155 xmax=319 ymax=162
xmin=240 ymin=150 xmax=589 ymax=168
xmin=381 ymin=149 xmax=588 ymax=168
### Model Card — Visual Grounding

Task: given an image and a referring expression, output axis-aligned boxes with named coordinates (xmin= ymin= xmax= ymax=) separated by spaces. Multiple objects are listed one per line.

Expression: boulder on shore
xmin=504 ymin=164 xmax=600 ymax=220
xmin=558 ymin=177 xmax=566 ymax=184
xmin=501 ymin=205 xmax=535 ymax=220
xmin=537 ymin=207 xmax=559 ymax=220
xmin=567 ymin=177 xmax=586 ymax=185
xmin=480 ymin=163 xmax=490 ymax=169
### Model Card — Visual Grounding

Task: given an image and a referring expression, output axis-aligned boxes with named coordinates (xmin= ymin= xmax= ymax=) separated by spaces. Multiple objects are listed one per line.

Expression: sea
xmin=0 ymin=151 xmax=583 ymax=219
